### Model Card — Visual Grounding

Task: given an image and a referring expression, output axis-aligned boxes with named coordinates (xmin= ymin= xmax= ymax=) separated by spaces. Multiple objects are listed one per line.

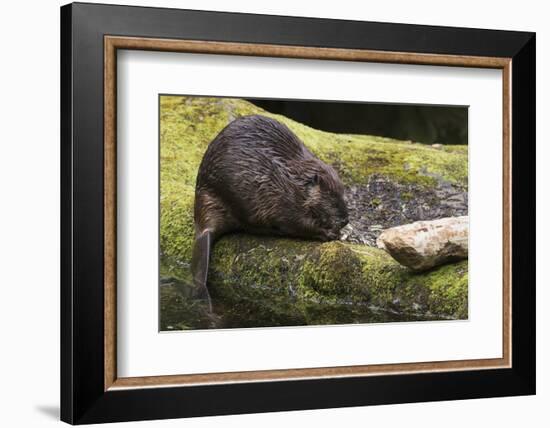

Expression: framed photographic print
xmin=60 ymin=2 xmax=536 ymax=424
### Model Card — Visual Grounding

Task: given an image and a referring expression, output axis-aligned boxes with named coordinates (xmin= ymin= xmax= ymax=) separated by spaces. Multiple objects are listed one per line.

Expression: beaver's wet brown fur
xmin=191 ymin=115 xmax=348 ymax=309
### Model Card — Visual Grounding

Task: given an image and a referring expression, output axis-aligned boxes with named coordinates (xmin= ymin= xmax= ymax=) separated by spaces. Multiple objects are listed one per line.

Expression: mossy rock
xmin=208 ymin=237 xmax=467 ymax=322
xmin=160 ymin=96 xmax=468 ymax=328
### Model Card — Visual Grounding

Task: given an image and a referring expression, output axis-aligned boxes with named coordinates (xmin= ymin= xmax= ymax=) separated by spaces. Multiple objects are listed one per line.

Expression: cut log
xmin=377 ymin=216 xmax=468 ymax=271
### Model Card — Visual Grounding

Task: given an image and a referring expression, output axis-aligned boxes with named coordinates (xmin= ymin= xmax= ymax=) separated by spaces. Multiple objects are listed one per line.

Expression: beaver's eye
xmin=306 ymin=173 xmax=320 ymax=189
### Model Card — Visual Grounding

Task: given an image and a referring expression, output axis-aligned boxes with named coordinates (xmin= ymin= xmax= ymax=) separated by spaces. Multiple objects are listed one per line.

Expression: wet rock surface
xmin=339 ymin=174 xmax=468 ymax=247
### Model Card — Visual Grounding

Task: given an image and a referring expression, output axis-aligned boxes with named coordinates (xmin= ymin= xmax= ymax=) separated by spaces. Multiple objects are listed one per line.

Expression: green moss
xmin=201 ymin=235 xmax=468 ymax=320
xmin=298 ymin=242 xmax=365 ymax=301
xmin=441 ymin=145 xmax=468 ymax=155
xmin=371 ymin=197 xmax=382 ymax=207
xmin=401 ymin=191 xmax=413 ymax=201
xmin=419 ymin=261 xmax=468 ymax=318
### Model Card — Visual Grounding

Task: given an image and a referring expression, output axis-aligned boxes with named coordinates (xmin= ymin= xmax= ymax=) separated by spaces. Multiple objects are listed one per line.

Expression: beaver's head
xmin=302 ymin=161 xmax=349 ymax=241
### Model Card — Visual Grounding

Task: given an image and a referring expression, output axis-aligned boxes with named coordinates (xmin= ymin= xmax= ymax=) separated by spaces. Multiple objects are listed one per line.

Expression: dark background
xmin=248 ymin=99 xmax=468 ymax=145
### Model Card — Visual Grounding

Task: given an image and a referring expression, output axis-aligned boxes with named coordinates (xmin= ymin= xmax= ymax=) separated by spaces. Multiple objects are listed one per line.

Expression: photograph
xmin=159 ymin=95 xmax=469 ymax=330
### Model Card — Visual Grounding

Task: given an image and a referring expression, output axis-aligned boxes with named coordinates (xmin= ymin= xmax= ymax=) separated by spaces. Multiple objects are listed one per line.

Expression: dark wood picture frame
xmin=61 ymin=2 xmax=536 ymax=424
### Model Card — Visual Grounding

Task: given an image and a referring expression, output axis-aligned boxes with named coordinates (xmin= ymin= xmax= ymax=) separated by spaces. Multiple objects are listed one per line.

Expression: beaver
xmin=191 ymin=114 xmax=349 ymax=310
